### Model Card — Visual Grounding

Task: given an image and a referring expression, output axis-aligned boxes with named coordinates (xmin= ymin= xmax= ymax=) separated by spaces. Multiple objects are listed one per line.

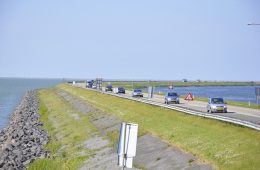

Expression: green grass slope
xmin=59 ymin=84 xmax=260 ymax=170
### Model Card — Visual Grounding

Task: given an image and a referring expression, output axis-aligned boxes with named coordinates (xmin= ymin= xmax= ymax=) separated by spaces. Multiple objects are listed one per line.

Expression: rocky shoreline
xmin=0 ymin=90 xmax=49 ymax=169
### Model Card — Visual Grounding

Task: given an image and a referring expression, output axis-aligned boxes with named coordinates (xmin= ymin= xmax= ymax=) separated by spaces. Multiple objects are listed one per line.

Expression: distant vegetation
xmin=102 ymin=81 xmax=259 ymax=90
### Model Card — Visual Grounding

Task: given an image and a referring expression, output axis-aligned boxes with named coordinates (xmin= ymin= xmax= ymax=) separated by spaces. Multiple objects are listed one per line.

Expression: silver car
xmin=132 ymin=89 xmax=143 ymax=97
xmin=164 ymin=92 xmax=180 ymax=104
xmin=207 ymin=98 xmax=227 ymax=113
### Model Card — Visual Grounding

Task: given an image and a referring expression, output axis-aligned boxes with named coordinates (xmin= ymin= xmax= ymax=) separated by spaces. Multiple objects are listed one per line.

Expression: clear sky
xmin=0 ymin=0 xmax=260 ymax=81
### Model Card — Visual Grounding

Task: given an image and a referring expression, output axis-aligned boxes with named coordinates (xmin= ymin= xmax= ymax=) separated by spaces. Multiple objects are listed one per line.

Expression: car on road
xmin=207 ymin=98 xmax=227 ymax=113
xmin=105 ymin=85 xmax=113 ymax=92
xmin=132 ymin=89 xmax=143 ymax=97
xmin=92 ymin=85 xmax=97 ymax=89
xmin=113 ymin=87 xmax=125 ymax=94
xmin=164 ymin=92 xmax=180 ymax=104
xmin=86 ymin=80 xmax=94 ymax=88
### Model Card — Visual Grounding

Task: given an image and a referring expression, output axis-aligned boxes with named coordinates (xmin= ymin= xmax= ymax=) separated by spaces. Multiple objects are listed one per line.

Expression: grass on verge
xmin=28 ymin=88 xmax=97 ymax=170
xmin=58 ymin=84 xmax=260 ymax=170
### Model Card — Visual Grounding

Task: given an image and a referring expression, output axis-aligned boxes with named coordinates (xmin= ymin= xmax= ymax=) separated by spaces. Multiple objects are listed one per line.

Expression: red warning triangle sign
xmin=185 ymin=93 xmax=193 ymax=101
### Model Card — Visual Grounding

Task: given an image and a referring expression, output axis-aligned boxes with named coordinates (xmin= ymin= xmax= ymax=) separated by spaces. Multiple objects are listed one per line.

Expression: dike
xmin=0 ymin=90 xmax=49 ymax=170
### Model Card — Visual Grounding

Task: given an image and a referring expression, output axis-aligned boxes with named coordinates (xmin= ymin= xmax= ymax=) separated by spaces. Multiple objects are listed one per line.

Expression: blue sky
xmin=0 ymin=0 xmax=260 ymax=81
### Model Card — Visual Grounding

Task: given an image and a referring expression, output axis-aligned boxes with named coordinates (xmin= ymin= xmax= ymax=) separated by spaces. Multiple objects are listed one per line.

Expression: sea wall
xmin=0 ymin=90 xmax=49 ymax=169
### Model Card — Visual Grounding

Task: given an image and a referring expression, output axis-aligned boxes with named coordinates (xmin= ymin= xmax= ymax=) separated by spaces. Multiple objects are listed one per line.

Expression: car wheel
xmin=210 ymin=108 xmax=213 ymax=113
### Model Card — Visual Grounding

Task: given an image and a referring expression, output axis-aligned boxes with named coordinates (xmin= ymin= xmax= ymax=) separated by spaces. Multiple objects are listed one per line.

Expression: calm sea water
xmin=0 ymin=78 xmax=62 ymax=129
xmin=152 ymin=86 xmax=260 ymax=103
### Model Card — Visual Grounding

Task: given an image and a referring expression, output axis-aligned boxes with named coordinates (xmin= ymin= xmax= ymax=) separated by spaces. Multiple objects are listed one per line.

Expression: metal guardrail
xmin=76 ymin=86 xmax=260 ymax=131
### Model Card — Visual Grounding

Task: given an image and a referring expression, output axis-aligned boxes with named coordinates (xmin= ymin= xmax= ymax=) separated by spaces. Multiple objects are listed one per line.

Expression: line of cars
xmin=104 ymin=85 xmax=126 ymax=94
xmin=104 ymin=85 xmax=143 ymax=97
xmin=87 ymin=83 xmax=227 ymax=113
xmin=163 ymin=91 xmax=227 ymax=113
xmin=163 ymin=92 xmax=227 ymax=113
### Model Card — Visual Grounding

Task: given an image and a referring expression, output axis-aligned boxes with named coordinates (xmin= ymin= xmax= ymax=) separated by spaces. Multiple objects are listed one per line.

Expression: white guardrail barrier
xmin=75 ymin=85 xmax=260 ymax=131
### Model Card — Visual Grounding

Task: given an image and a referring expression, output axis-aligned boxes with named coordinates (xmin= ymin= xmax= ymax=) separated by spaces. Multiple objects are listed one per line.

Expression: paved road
xmin=73 ymin=84 xmax=260 ymax=127
xmin=125 ymin=90 xmax=260 ymax=126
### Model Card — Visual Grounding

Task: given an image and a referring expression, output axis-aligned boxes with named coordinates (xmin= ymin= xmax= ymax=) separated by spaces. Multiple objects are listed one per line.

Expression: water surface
xmin=0 ymin=78 xmax=62 ymax=129
xmin=150 ymin=86 xmax=260 ymax=103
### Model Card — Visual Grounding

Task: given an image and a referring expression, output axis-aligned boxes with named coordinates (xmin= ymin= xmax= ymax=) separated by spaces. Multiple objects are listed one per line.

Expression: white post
xmin=117 ymin=122 xmax=126 ymax=167
xmin=117 ymin=122 xmax=138 ymax=169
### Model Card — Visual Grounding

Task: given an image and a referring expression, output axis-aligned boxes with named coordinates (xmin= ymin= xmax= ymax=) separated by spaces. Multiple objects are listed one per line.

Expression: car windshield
xmin=211 ymin=98 xmax=224 ymax=104
xmin=107 ymin=85 xmax=112 ymax=88
xmin=134 ymin=89 xmax=141 ymax=92
xmin=168 ymin=92 xmax=177 ymax=97
xmin=118 ymin=87 xmax=124 ymax=90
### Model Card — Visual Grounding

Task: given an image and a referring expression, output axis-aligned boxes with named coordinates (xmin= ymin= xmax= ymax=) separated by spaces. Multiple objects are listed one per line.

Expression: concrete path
xmin=56 ymin=89 xmax=212 ymax=170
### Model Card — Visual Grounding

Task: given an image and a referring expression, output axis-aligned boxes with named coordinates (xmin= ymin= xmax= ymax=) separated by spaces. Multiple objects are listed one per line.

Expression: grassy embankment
xmin=103 ymin=81 xmax=259 ymax=90
xmin=58 ymin=84 xmax=260 ymax=170
xmin=28 ymin=89 xmax=99 ymax=170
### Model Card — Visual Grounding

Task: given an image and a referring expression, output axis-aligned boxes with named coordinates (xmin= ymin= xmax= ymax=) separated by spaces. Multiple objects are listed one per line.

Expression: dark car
xmin=105 ymin=85 xmax=113 ymax=92
xmin=164 ymin=92 xmax=180 ymax=104
xmin=117 ymin=87 xmax=125 ymax=94
xmin=86 ymin=80 xmax=94 ymax=88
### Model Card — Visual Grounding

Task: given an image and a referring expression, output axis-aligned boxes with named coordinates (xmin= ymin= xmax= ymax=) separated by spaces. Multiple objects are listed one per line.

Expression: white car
xmin=132 ymin=89 xmax=143 ymax=97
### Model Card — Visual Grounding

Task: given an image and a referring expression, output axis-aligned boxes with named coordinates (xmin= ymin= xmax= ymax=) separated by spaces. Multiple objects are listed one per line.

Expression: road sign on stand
xmin=117 ymin=122 xmax=138 ymax=169
xmin=256 ymin=87 xmax=260 ymax=107
xmin=148 ymin=86 xmax=154 ymax=99
xmin=96 ymin=78 xmax=103 ymax=91
xmin=185 ymin=93 xmax=194 ymax=101
xmin=168 ymin=85 xmax=174 ymax=90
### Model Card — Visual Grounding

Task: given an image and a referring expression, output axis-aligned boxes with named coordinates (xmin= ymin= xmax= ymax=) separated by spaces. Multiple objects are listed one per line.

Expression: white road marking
xmin=229 ymin=111 xmax=260 ymax=118
xmin=185 ymin=103 xmax=205 ymax=108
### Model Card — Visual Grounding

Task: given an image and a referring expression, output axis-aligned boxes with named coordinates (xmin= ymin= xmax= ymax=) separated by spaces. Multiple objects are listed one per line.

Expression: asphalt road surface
xmin=125 ymin=90 xmax=260 ymax=126
xmin=73 ymin=84 xmax=260 ymax=127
